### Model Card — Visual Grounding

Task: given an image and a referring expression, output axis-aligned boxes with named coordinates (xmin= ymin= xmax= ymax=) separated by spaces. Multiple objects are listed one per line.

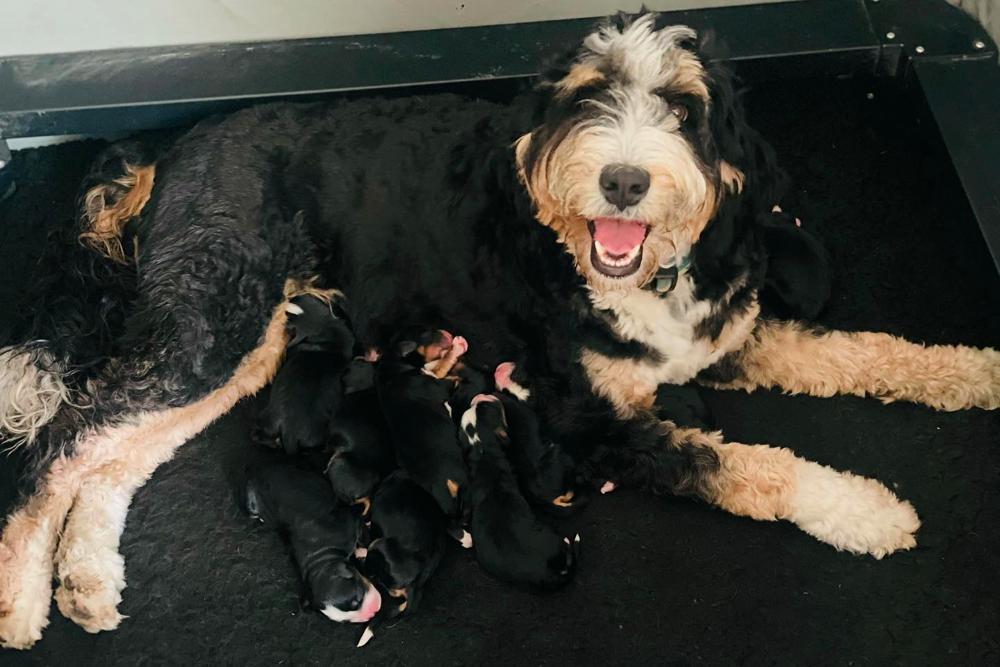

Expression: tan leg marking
xmin=705 ymin=320 xmax=1000 ymax=411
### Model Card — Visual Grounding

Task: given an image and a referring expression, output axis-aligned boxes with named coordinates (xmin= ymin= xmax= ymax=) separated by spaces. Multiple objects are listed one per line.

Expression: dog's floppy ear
xmin=699 ymin=34 xmax=786 ymax=210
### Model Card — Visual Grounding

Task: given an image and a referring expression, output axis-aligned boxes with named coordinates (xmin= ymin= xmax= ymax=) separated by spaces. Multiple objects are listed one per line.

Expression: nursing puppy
xmin=363 ymin=470 xmax=450 ymax=618
xmin=494 ymin=363 xmax=590 ymax=514
xmin=460 ymin=395 xmax=579 ymax=591
xmin=325 ymin=358 xmax=395 ymax=514
xmin=376 ymin=329 xmax=470 ymax=521
xmin=252 ymin=295 xmax=355 ymax=455
xmin=241 ymin=461 xmax=381 ymax=623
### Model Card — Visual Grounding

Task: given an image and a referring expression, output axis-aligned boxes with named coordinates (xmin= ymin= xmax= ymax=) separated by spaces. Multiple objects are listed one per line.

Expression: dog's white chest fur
xmin=590 ymin=275 xmax=724 ymax=386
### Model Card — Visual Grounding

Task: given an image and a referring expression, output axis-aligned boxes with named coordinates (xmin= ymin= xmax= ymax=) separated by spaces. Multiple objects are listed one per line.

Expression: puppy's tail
xmin=0 ymin=139 xmax=157 ymax=451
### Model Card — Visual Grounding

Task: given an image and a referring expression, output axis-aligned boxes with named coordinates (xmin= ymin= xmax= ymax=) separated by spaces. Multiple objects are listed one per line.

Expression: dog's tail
xmin=0 ymin=139 xmax=157 ymax=449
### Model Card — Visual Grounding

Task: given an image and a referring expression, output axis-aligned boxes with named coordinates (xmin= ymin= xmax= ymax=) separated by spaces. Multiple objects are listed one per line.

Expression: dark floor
xmin=1 ymin=76 xmax=998 ymax=667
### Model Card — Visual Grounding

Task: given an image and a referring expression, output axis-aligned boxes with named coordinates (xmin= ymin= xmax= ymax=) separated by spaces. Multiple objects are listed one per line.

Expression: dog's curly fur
xmin=0 ymin=11 xmax=996 ymax=650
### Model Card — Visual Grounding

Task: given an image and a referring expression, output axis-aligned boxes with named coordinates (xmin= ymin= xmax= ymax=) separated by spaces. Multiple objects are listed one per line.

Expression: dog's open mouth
xmin=588 ymin=218 xmax=648 ymax=278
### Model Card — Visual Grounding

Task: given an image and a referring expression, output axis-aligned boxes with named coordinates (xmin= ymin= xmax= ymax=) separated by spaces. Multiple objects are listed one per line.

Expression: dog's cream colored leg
xmin=671 ymin=427 xmax=920 ymax=558
xmin=52 ymin=302 xmax=290 ymax=634
xmin=702 ymin=319 xmax=1000 ymax=411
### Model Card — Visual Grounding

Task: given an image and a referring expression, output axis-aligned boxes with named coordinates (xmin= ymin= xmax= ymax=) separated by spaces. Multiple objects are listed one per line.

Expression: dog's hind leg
xmin=0 ymin=284 xmax=299 ymax=648
xmin=51 ymin=300 xmax=291 ymax=634
xmin=700 ymin=319 xmax=1000 ymax=411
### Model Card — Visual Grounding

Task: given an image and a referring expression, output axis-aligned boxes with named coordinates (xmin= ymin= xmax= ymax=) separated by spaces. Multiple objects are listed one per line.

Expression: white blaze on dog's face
xmin=516 ymin=14 xmax=742 ymax=293
xmin=319 ymin=577 xmax=382 ymax=624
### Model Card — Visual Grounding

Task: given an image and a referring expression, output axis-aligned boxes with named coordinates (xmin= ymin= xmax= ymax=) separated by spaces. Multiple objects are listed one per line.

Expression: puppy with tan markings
xmin=376 ymin=329 xmax=471 ymax=523
xmin=494 ymin=363 xmax=590 ymax=515
xmin=362 ymin=470 xmax=449 ymax=632
xmin=460 ymin=395 xmax=579 ymax=591
xmin=252 ymin=295 xmax=355 ymax=456
xmin=241 ymin=461 xmax=381 ymax=624
xmin=325 ymin=358 xmax=394 ymax=514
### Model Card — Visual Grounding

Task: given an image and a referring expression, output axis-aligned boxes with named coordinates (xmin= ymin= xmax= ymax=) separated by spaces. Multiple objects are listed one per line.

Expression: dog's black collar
xmin=645 ymin=253 xmax=691 ymax=294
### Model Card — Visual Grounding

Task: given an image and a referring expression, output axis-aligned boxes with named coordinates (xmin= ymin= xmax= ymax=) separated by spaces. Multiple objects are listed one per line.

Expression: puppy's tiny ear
xmin=397 ymin=340 xmax=418 ymax=357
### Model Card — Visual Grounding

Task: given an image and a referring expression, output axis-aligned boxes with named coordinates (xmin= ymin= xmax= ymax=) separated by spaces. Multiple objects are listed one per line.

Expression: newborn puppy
xmin=326 ymin=358 xmax=395 ymax=514
xmin=494 ymin=362 xmax=590 ymax=515
xmin=760 ymin=209 xmax=831 ymax=321
xmin=252 ymin=295 xmax=355 ymax=455
xmin=376 ymin=329 xmax=470 ymax=521
xmin=363 ymin=470 xmax=449 ymax=618
xmin=241 ymin=461 xmax=381 ymax=623
xmin=460 ymin=395 xmax=579 ymax=591
xmin=654 ymin=383 xmax=715 ymax=431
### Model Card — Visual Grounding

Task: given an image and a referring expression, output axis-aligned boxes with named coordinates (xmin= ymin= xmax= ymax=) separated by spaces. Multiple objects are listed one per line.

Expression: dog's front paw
xmin=54 ymin=557 xmax=126 ymax=633
xmin=788 ymin=460 xmax=919 ymax=559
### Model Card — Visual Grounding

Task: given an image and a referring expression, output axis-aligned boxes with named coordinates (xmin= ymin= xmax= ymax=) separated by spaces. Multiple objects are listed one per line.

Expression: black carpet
xmin=1 ymin=77 xmax=998 ymax=667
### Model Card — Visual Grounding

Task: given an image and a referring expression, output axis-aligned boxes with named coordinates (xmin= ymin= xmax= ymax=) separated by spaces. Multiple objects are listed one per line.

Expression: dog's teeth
xmin=595 ymin=239 xmax=606 ymax=255
xmin=574 ymin=534 xmax=581 ymax=543
xmin=563 ymin=537 xmax=571 ymax=545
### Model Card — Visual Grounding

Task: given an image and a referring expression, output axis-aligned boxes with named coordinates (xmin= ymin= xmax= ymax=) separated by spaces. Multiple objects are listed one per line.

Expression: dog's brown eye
xmin=671 ymin=105 xmax=688 ymax=122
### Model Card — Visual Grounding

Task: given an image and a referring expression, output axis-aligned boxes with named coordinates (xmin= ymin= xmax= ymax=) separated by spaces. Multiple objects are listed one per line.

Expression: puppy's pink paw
xmin=600 ymin=481 xmax=617 ymax=494
xmin=494 ymin=362 xmax=515 ymax=389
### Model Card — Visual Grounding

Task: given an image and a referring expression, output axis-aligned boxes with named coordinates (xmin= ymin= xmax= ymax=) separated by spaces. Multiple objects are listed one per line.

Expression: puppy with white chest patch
xmin=241 ymin=461 xmax=381 ymax=624
xmin=460 ymin=395 xmax=579 ymax=591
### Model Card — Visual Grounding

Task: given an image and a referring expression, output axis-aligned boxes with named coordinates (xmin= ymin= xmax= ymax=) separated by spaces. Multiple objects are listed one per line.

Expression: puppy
xmin=376 ymin=328 xmax=470 ymax=521
xmin=460 ymin=395 xmax=579 ymax=591
xmin=760 ymin=209 xmax=831 ymax=321
xmin=494 ymin=362 xmax=590 ymax=515
xmin=363 ymin=470 xmax=450 ymax=620
xmin=252 ymin=295 xmax=355 ymax=455
xmin=654 ymin=383 xmax=715 ymax=431
xmin=241 ymin=461 xmax=381 ymax=623
xmin=325 ymin=357 xmax=395 ymax=514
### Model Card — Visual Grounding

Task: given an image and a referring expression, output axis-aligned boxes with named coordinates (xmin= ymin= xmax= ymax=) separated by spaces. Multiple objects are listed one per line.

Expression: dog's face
xmin=516 ymin=14 xmax=745 ymax=293
xmin=460 ymin=394 xmax=508 ymax=447
xmin=313 ymin=564 xmax=382 ymax=624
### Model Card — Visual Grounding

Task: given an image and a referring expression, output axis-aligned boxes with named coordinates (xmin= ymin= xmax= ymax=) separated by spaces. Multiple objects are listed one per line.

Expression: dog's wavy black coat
xmin=5 ymin=28 xmax=817 ymax=501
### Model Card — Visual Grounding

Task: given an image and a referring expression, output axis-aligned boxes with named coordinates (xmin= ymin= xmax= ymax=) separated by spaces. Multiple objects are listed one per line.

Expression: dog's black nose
xmin=599 ymin=165 xmax=650 ymax=211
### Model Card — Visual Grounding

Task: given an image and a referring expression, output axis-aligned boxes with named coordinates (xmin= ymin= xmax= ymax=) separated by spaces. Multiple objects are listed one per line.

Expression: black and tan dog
xmin=4 ymin=11 xmax=997 ymax=648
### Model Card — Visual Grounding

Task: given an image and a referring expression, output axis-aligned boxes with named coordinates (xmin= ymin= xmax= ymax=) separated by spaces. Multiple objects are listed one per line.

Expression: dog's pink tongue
xmin=591 ymin=218 xmax=647 ymax=255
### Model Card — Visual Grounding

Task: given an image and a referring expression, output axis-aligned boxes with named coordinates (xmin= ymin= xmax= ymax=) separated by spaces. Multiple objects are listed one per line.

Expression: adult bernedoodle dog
xmin=1 ymin=13 xmax=997 ymax=649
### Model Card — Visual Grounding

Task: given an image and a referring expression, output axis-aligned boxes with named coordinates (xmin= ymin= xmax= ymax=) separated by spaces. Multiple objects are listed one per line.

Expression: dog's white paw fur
xmin=788 ymin=460 xmax=920 ymax=559
xmin=0 ymin=529 xmax=57 ymax=649
xmin=54 ymin=543 xmax=126 ymax=633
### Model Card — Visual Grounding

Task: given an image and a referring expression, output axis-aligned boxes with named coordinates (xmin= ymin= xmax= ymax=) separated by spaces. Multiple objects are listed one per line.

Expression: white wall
xmin=0 ymin=0 xmax=782 ymax=57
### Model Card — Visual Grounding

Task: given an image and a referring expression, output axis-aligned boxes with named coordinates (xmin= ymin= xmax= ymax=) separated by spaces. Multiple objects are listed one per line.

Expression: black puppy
xmin=760 ymin=209 xmax=831 ymax=320
xmin=252 ymin=294 xmax=355 ymax=455
xmin=459 ymin=395 xmax=579 ymax=591
xmin=376 ymin=329 xmax=470 ymax=523
xmin=358 ymin=469 xmax=450 ymax=644
xmin=493 ymin=362 xmax=590 ymax=515
xmin=241 ymin=461 xmax=382 ymax=623
xmin=325 ymin=357 xmax=395 ymax=514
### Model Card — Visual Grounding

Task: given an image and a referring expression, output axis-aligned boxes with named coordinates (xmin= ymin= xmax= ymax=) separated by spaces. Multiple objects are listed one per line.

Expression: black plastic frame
xmin=0 ymin=0 xmax=998 ymax=271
